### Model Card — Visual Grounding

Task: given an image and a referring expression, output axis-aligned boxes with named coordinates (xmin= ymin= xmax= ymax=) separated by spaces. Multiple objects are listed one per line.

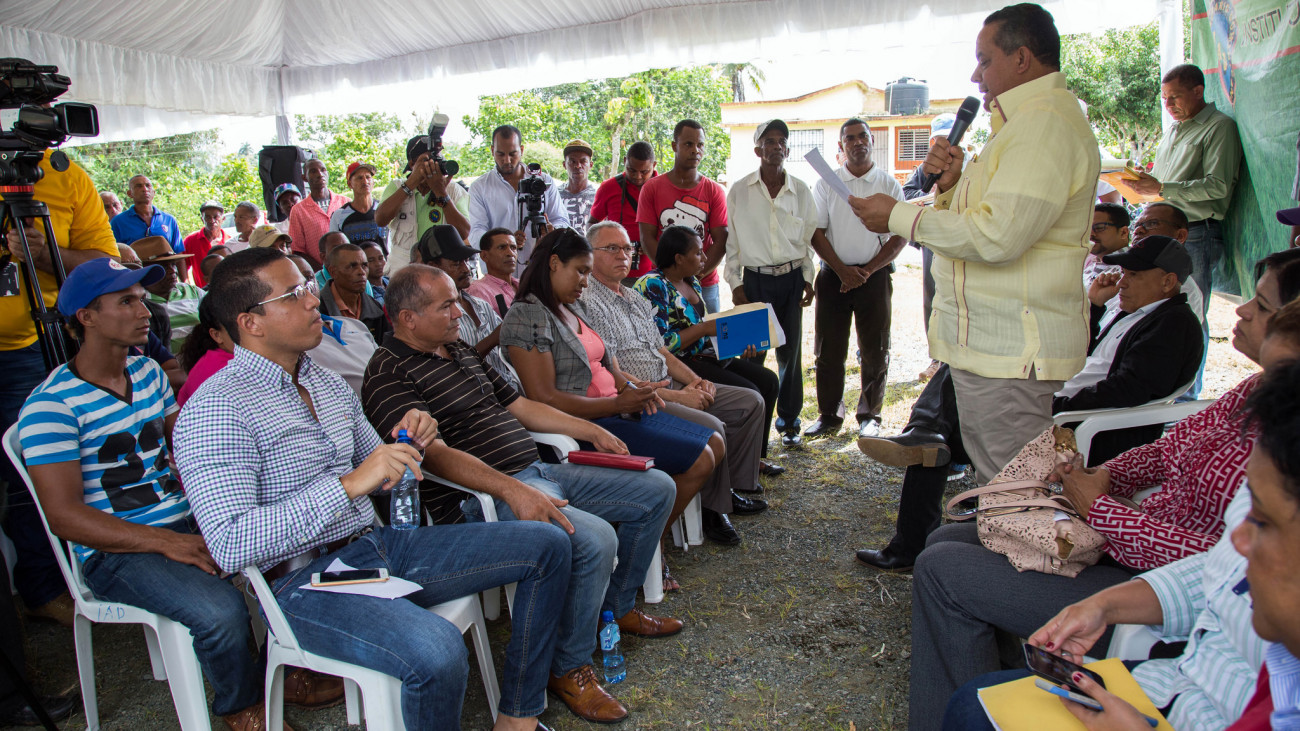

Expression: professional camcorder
xmin=1 ymin=58 xmax=100 ymax=369
xmin=517 ymin=162 xmax=548 ymax=238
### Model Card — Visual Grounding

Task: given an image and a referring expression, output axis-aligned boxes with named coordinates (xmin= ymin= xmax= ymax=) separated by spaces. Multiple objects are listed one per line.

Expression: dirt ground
xmin=6 ymin=250 xmax=1257 ymax=730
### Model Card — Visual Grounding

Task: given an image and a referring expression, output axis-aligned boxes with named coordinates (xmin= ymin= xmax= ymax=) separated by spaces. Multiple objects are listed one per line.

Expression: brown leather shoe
xmin=547 ymin=665 xmax=628 ymax=724
xmin=282 ymin=667 xmax=345 ymax=709
xmin=24 ymin=593 xmax=75 ymax=628
xmin=616 ymin=607 xmax=683 ymax=638
xmin=221 ymin=702 xmax=295 ymax=731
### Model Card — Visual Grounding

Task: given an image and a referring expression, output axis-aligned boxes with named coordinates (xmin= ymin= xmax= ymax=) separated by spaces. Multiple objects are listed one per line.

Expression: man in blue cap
xmin=15 ymin=258 xmax=344 ymax=729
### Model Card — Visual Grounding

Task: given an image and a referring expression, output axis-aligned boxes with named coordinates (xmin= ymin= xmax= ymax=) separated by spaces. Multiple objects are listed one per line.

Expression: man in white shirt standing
xmin=725 ymin=119 xmax=818 ymax=447
xmin=805 ymin=119 xmax=907 ymax=440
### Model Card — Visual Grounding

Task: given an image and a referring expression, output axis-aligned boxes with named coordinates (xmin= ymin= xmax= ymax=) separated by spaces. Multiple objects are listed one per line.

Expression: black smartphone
xmin=1023 ymin=643 xmax=1106 ymax=695
xmin=310 ymin=568 xmax=389 ymax=586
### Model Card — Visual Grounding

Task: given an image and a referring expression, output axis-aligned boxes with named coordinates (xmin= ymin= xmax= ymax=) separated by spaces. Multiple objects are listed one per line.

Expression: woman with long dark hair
xmin=634 ymin=225 xmax=781 ymax=471
xmin=503 ymin=229 xmax=724 ymax=587
xmin=175 ymin=295 xmax=234 ymax=408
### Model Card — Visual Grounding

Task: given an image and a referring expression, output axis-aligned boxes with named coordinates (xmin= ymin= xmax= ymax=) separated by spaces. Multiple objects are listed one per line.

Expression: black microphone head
xmin=957 ymin=96 xmax=981 ymax=124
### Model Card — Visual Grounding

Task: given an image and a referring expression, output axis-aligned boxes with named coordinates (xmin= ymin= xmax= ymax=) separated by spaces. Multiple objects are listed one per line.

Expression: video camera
xmin=1 ymin=58 xmax=99 ymax=185
xmin=517 ymin=162 xmax=548 ymax=238
xmin=1 ymin=58 xmax=100 ymax=370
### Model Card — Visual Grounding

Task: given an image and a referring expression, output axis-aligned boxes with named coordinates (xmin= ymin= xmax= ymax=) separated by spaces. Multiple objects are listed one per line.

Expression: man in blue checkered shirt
xmin=174 ymin=247 xmax=569 ymax=731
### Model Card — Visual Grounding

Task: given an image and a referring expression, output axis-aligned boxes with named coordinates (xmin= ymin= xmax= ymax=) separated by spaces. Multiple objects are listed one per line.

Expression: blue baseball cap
xmin=930 ymin=114 xmax=956 ymax=138
xmin=273 ymin=183 xmax=301 ymax=203
xmin=57 ymin=258 xmax=165 ymax=317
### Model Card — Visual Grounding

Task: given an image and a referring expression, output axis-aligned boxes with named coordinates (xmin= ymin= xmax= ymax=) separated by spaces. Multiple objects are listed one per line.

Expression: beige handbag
xmin=944 ymin=427 xmax=1107 ymax=577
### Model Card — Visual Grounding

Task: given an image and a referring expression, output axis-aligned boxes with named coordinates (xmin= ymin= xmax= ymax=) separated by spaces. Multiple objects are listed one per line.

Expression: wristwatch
xmin=400 ymin=183 xmax=415 ymax=197
xmin=432 ymin=195 xmax=450 ymax=206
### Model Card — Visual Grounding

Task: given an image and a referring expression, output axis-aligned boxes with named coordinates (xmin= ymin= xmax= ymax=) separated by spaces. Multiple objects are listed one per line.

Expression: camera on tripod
xmin=1 ymin=58 xmax=100 ymax=369
xmin=517 ymin=163 xmax=548 ymax=238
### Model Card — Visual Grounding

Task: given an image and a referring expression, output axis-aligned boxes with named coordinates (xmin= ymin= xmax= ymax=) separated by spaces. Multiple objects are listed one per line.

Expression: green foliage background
xmin=1061 ymin=21 xmax=1164 ymax=162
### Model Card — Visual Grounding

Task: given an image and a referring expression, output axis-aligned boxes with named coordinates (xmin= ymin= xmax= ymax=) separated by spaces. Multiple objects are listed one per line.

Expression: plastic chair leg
xmin=467 ymin=614 xmax=500 ymax=720
xmin=344 ymin=677 xmax=361 ymax=725
xmin=481 ymin=587 xmax=501 ymax=621
xmin=155 ymin=619 xmax=210 ymax=730
xmin=642 ymin=543 xmax=664 ymax=604
xmin=266 ymin=663 xmax=287 ymax=730
xmin=141 ymin=624 xmax=168 ymax=681
xmin=360 ymin=677 xmax=404 ymax=730
xmin=73 ymin=614 xmax=100 ymax=731
xmin=685 ymin=496 xmax=703 ymax=546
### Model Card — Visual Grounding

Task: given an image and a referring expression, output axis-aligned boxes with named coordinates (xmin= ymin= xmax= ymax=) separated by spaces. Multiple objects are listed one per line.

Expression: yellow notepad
xmin=977 ymin=657 xmax=1173 ymax=730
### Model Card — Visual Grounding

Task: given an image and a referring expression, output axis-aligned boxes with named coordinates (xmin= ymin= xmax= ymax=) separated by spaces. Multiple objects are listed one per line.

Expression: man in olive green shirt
xmin=1121 ymin=64 xmax=1242 ymax=321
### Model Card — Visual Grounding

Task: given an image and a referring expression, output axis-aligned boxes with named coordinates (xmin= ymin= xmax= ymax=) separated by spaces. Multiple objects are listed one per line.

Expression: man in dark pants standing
xmin=724 ymin=119 xmax=817 ymax=447
xmin=805 ymin=119 xmax=907 ymax=440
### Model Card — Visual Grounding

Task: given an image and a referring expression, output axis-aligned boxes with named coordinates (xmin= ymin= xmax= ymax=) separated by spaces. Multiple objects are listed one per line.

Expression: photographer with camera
xmin=2 ymin=79 xmax=119 ymax=626
xmin=468 ymin=125 xmax=570 ymax=275
xmin=376 ymin=128 xmax=470 ymax=275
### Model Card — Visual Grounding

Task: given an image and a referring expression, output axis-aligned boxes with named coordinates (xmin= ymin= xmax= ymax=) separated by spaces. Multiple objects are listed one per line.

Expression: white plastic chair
xmin=1106 ymin=624 xmax=1165 ymax=661
xmin=2 ymin=425 xmax=211 ymax=731
xmin=242 ymin=564 xmax=500 ymax=730
xmin=1052 ymin=377 xmax=1209 ymax=464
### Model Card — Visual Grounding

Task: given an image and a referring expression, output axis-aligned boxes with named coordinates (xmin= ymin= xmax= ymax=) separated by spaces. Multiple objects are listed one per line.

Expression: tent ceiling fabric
xmin=1 ymin=0 xmax=1158 ymax=123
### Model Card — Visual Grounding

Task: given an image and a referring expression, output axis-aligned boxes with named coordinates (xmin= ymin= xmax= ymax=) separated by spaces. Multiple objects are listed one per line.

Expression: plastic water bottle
xmin=598 ymin=610 xmax=626 ymax=684
xmin=389 ymin=429 xmax=421 ymax=530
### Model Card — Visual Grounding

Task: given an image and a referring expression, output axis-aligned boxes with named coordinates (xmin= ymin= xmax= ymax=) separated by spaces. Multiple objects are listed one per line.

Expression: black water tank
xmin=886 ymin=77 xmax=930 ymax=115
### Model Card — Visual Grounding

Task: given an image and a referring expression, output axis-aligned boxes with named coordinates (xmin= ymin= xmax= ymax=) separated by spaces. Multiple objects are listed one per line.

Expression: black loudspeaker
xmin=258 ymin=146 xmax=313 ymax=223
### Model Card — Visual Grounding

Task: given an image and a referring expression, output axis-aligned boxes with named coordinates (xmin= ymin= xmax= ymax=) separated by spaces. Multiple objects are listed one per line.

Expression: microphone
xmin=919 ymin=96 xmax=982 ymax=193
xmin=494 ymin=294 xmax=508 ymax=317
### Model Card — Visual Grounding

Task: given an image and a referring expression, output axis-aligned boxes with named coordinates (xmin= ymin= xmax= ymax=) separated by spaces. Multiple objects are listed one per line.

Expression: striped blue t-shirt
xmin=18 ymin=355 xmax=189 ymax=559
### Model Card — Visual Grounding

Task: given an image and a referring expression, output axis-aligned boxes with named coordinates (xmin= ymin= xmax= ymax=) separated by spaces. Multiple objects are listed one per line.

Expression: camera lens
xmin=439 ymin=159 xmax=459 ymax=177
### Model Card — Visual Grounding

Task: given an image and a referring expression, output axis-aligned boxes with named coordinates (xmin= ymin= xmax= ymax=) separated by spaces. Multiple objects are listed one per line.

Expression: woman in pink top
xmin=176 ymin=296 xmax=234 ymax=408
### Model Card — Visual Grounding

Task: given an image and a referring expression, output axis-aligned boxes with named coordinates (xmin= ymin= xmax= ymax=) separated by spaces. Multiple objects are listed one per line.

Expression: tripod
xmin=0 ymin=185 xmax=71 ymax=371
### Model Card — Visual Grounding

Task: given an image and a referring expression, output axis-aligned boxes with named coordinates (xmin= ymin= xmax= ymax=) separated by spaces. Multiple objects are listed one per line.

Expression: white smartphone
xmin=310 ymin=568 xmax=389 ymax=587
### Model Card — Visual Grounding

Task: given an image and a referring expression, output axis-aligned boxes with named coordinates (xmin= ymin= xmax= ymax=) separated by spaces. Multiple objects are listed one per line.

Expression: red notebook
xmin=566 ymin=451 xmax=656 ymax=471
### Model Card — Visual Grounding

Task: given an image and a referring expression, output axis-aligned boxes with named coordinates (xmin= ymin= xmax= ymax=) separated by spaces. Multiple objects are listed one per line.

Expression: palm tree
xmin=721 ymin=62 xmax=766 ymax=103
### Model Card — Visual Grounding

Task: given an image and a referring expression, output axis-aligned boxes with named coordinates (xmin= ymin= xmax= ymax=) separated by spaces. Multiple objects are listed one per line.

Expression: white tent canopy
xmin=2 ymin=0 xmax=1170 ymax=144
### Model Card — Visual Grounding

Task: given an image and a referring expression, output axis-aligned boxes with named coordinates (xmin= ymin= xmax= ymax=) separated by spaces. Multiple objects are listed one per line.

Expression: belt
xmin=263 ymin=527 xmax=372 ymax=583
xmin=744 ymin=260 xmax=801 ymax=277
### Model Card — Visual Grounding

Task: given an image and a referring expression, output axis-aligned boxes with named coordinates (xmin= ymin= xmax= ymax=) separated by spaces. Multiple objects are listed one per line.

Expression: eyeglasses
xmin=1091 ymin=222 xmax=1121 ymax=233
xmin=246 ymin=279 xmax=319 ymax=312
xmin=1132 ymin=219 xmax=1169 ymax=231
xmin=593 ymin=245 xmax=636 ymax=256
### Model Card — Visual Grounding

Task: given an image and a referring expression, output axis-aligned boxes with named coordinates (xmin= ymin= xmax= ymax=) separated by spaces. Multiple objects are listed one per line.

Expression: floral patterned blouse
xmin=633 ymin=270 xmax=712 ymax=358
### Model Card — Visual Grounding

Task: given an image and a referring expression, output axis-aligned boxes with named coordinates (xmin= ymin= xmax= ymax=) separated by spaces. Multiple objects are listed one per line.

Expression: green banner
xmin=1192 ymin=0 xmax=1300 ymax=296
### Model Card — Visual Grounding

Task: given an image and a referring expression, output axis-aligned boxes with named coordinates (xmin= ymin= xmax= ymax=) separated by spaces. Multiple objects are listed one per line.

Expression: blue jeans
xmin=272 ymin=522 xmax=570 ymax=727
xmin=467 ymin=460 xmax=674 ymax=674
xmin=80 ymin=518 xmax=261 ymax=716
xmin=1182 ymin=221 xmax=1221 ymax=399
xmin=0 ymin=343 xmax=65 ymax=607
xmin=701 ymin=282 xmax=721 ymax=315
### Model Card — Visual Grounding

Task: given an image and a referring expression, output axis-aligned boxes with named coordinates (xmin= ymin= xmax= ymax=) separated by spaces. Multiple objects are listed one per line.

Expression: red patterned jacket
xmin=1090 ymin=373 xmax=1260 ymax=570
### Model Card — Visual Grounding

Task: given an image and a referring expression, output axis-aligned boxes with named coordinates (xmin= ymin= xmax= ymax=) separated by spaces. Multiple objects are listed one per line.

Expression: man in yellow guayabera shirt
xmin=1 ymin=148 xmax=119 ymax=625
xmin=847 ymin=2 xmax=1098 ymax=483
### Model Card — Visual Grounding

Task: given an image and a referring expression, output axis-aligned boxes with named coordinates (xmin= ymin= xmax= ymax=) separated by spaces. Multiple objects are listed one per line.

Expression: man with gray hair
xmin=225 ymin=201 xmax=261 ymax=252
xmin=576 ymin=221 xmax=770 ymax=545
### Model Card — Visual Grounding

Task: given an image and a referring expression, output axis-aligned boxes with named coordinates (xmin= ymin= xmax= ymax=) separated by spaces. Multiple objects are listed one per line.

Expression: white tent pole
xmin=1157 ymin=0 xmax=1184 ymax=131
xmin=276 ymin=66 xmax=294 ymax=146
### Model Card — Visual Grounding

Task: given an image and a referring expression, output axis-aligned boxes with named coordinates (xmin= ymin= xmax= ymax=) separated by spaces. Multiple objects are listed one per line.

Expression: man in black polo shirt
xmin=361 ymin=265 xmax=681 ymax=725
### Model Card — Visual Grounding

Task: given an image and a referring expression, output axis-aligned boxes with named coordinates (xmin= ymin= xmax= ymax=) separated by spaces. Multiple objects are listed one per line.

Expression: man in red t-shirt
xmin=590 ymin=141 xmax=658 ymax=283
xmin=636 ymin=120 xmax=729 ymax=313
xmin=181 ymin=200 xmax=228 ymax=287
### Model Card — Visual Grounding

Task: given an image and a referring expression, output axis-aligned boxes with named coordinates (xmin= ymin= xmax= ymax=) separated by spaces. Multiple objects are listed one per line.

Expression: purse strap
xmin=944 ymin=479 xmax=1084 ymax=520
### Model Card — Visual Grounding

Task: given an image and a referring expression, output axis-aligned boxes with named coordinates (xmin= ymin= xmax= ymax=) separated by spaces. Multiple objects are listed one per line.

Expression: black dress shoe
xmin=0 ymin=692 xmax=77 ymax=727
xmin=855 ymin=548 xmax=915 ymax=573
xmin=758 ymin=460 xmax=786 ymax=477
xmin=803 ymin=416 xmax=843 ymax=439
xmin=734 ymin=481 xmax=764 ymax=495
xmin=731 ymin=491 xmax=768 ymax=515
xmin=702 ymin=509 xmax=742 ymax=545
xmin=857 ymin=428 xmax=950 ymax=468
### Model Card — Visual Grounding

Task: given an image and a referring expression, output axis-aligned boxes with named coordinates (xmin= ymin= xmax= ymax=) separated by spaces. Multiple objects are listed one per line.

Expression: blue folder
xmin=713 ymin=307 xmax=773 ymax=360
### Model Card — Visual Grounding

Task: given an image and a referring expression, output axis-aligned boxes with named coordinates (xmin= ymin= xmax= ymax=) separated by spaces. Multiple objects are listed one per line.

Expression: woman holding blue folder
xmin=635 ymin=226 xmax=780 ymax=467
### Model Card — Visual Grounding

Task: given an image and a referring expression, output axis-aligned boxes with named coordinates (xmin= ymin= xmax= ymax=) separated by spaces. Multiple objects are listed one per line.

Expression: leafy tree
xmin=294 ymin=112 xmax=424 ymax=193
xmin=459 ymin=65 xmax=732 ymax=181
xmin=1062 ymin=22 xmax=1163 ymax=161
xmin=721 ymin=62 xmax=766 ymax=103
